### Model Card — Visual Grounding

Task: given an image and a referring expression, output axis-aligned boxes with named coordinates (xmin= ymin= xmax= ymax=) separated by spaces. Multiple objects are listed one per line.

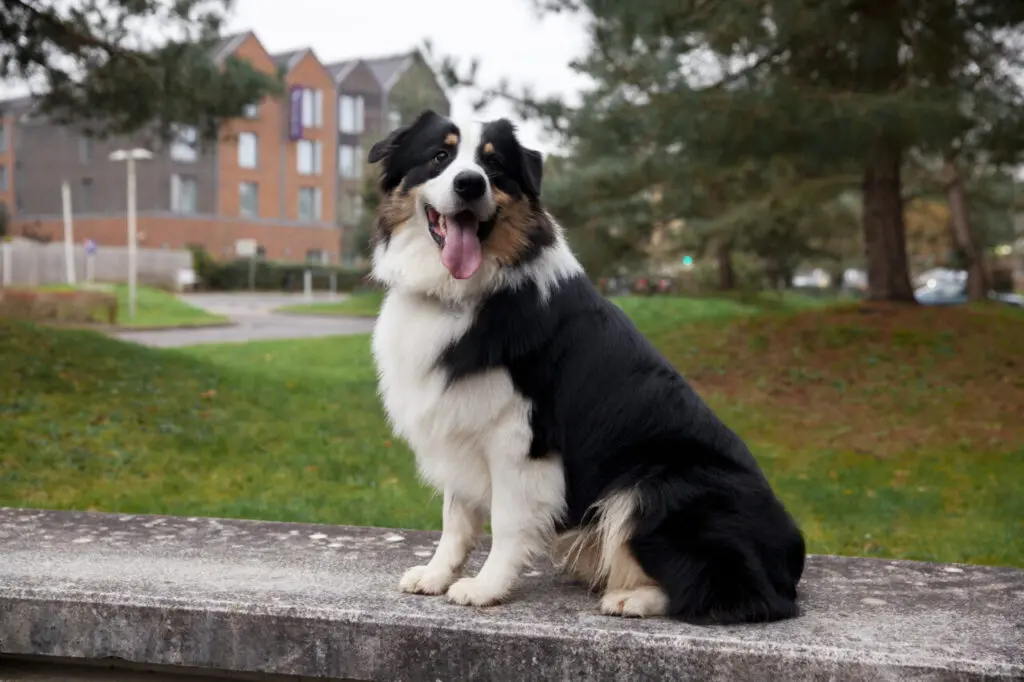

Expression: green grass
xmin=42 ymin=284 xmax=228 ymax=329
xmin=278 ymin=291 xmax=384 ymax=318
xmin=276 ymin=289 xmax=836 ymax=325
xmin=1 ymin=295 xmax=1021 ymax=567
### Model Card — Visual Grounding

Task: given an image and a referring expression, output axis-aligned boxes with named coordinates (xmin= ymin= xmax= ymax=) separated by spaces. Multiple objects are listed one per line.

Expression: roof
xmin=0 ymin=94 xmax=40 ymax=120
xmin=210 ymin=31 xmax=252 ymax=64
xmin=270 ymin=49 xmax=310 ymax=73
xmin=364 ymin=53 xmax=413 ymax=90
xmin=324 ymin=59 xmax=360 ymax=84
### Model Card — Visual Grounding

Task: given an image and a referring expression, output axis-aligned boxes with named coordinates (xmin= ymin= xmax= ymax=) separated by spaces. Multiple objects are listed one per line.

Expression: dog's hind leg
xmin=587 ymin=490 xmax=670 ymax=618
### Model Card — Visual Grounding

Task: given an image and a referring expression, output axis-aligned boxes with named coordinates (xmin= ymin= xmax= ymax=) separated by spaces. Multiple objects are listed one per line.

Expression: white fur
xmin=420 ymin=122 xmax=496 ymax=220
xmin=371 ymin=117 xmax=587 ymax=607
xmin=373 ymin=287 xmax=567 ymax=605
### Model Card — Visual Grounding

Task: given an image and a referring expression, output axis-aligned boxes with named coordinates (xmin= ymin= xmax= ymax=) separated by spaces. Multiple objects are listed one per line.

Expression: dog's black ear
xmin=520 ymin=146 xmax=544 ymax=198
xmin=367 ymin=129 xmax=402 ymax=165
xmin=367 ymin=109 xmax=441 ymax=164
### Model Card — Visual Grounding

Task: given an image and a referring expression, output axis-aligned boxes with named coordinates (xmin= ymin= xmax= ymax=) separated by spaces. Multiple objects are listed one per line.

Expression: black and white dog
xmin=367 ymin=110 xmax=806 ymax=623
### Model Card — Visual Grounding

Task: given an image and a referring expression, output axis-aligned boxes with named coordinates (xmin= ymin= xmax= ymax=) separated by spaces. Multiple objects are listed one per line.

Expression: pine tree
xmin=0 ymin=0 xmax=282 ymax=145
xmin=445 ymin=0 xmax=1024 ymax=301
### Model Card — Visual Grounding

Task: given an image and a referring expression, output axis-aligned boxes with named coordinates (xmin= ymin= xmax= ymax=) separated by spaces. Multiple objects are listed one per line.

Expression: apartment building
xmin=329 ymin=50 xmax=450 ymax=263
xmin=0 ymin=32 xmax=450 ymax=265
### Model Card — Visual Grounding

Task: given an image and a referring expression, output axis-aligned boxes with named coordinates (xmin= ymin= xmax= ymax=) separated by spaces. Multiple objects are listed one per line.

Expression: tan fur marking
xmin=551 ymin=489 xmax=658 ymax=593
xmin=484 ymin=189 xmax=536 ymax=266
xmin=371 ymin=183 xmax=417 ymax=247
xmin=482 ymin=142 xmax=495 ymax=155
xmin=445 ymin=133 xmax=459 ymax=146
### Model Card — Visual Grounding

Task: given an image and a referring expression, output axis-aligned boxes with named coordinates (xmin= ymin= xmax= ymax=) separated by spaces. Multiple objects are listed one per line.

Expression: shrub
xmin=0 ymin=289 xmax=118 ymax=324
xmin=195 ymin=258 xmax=373 ymax=293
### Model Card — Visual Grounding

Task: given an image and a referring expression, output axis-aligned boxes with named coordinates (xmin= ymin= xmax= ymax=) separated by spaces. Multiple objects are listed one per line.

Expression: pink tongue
xmin=441 ymin=212 xmax=482 ymax=280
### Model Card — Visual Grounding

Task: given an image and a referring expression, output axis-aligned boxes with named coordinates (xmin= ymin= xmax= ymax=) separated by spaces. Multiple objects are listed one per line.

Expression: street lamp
xmin=109 ymin=148 xmax=153 ymax=321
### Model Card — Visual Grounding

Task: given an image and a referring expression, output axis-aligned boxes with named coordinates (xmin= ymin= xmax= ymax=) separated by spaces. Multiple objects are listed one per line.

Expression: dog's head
xmin=366 ymin=110 xmax=554 ymax=297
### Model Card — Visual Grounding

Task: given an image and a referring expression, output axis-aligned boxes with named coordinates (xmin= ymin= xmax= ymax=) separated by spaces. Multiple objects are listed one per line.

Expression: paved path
xmin=113 ymin=293 xmax=377 ymax=348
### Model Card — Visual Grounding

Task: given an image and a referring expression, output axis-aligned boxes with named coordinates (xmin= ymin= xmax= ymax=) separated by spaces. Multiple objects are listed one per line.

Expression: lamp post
xmin=109 ymin=148 xmax=153 ymax=321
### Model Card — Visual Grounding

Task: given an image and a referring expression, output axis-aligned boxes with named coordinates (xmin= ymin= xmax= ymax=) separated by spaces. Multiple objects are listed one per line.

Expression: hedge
xmin=189 ymin=247 xmax=372 ymax=293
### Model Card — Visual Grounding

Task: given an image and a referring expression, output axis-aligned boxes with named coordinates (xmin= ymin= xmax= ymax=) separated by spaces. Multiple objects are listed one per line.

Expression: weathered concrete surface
xmin=0 ymin=508 xmax=1021 ymax=682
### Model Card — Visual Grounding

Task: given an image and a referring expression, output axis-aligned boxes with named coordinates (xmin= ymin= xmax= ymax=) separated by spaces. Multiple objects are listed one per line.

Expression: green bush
xmin=193 ymin=255 xmax=372 ymax=293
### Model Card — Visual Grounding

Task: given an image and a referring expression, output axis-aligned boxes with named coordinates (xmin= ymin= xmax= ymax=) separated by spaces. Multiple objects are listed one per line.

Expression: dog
xmin=367 ymin=110 xmax=806 ymax=624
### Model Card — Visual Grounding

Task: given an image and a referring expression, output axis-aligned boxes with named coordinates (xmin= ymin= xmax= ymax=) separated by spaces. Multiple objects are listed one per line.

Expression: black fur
xmin=478 ymin=119 xmax=544 ymax=200
xmin=368 ymin=110 xmax=460 ymax=194
xmin=439 ymin=275 xmax=807 ymax=625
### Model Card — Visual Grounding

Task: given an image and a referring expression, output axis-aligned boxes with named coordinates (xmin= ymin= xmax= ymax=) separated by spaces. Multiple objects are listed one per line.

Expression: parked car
xmin=915 ymin=280 xmax=1023 ymax=307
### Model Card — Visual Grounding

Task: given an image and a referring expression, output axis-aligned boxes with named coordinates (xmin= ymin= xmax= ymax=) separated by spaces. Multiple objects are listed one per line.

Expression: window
xmin=80 ymin=178 xmax=93 ymax=211
xmin=388 ymin=110 xmax=402 ymax=132
xmin=170 ymin=174 xmax=198 ymax=213
xmin=170 ymin=125 xmax=198 ymax=162
xmin=242 ymin=102 xmax=259 ymax=119
xmin=297 ymin=139 xmax=322 ymax=176
xmin=339 ymin=94 xmax=364 ymax=134
xmin=301 ymin=88 xmax=323 ymax=128
xmin=238 ymin=132 xmax=258 ymax=169
xmin=339 ymin=144 xmax=362 ymax=179
xmin=0 ymin=165 xmax=7 ymax=191
xmin=342 ymin=192 xmax=363 ymax=224
xmin=78 ymin=135 xmax=92 ymax=163
xmin=306 ymin=249 xmax=329 ymax=265
xmin=298 ymin=186 xmax=322 ymax=222
xmin=239 ymin=181 xmax=259 ymax=218
xmin=0 ymin=122 xmax=6 ymax=154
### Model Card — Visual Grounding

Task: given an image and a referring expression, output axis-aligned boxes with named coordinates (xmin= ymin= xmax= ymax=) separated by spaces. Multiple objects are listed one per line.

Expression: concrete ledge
xmin=1 ymin=508 xmax=1021 ymax=681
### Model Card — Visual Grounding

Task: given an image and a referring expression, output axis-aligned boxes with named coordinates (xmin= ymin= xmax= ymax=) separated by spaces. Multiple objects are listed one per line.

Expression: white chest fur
xmin=371 ymin=291 xmax=530 ymax=505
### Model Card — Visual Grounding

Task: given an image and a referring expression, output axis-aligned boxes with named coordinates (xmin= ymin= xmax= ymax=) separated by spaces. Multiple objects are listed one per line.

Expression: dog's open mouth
xmin=425 ymin=204 xmax=495 ymax=280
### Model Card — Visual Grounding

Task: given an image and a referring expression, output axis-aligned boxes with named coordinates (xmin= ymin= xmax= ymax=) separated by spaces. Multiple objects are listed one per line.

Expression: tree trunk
xmin=941 ymin=158 xmax=989 ymax=300
xmin=716 ymin=242 xmax=735 ymax=291
xmin=861 ymin=137 xmax=916 ymax=302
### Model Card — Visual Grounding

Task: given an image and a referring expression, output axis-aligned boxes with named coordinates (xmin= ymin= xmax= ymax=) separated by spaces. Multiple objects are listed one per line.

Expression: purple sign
xmin=288 ymin=85 xmax=303 ymax=140
xmin=85 ymin=239 xmax=97 ymax=255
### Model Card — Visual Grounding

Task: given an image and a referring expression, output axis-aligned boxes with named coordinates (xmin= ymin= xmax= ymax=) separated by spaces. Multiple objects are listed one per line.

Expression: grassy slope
xmin=1 ymin=297 xmax=1021 ymax=566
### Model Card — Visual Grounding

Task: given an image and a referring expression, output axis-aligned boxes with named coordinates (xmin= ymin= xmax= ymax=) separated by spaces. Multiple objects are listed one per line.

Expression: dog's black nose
xmin=453 ymin=171 xmax=487 ymax=201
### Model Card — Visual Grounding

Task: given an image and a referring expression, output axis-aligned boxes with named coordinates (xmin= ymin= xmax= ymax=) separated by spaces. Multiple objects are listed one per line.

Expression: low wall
xmin=0 ymin=239 xmax=192 ymax=288
xmin=0 ymin=508 xmax=1021 ymax=681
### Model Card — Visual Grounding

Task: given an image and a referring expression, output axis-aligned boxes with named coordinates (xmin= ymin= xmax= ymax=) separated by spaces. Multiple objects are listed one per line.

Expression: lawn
xmin=1 ymin=296 xmax=1021 ymax=568
xmin=41 ymin=283 xmax=227 ymax=328
xmin=275 ymin=288 xmax=834 ymax=324
xmin=278 ymin=291 xmax=384 ymax=318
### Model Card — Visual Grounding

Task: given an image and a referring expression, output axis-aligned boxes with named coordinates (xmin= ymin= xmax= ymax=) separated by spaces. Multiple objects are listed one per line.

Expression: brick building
xmin=0 ymin=32 xmax=449 ymax=265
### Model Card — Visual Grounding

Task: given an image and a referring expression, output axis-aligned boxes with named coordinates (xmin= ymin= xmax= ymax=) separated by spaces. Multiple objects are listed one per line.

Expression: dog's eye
xmin=433 ymin=150 xmax=449 ymax=164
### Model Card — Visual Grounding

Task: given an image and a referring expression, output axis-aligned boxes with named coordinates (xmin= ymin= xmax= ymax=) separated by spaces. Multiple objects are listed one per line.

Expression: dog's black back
xmin=440 ymin=273 xmax=806 ymax=624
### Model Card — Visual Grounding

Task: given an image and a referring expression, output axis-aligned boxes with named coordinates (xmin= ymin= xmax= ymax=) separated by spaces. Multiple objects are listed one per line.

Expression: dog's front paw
xmin=399 ymin=565 xmax=455 ymax=595
xmin=445 ymin=577 xmax=507 ymax=607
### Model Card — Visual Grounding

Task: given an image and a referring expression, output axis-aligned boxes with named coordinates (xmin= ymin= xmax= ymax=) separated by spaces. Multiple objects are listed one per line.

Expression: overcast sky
xmin=0 ymin=0 xmax=591 ymax=155
xmin=226 ymin=0 xmax=593 ymax=154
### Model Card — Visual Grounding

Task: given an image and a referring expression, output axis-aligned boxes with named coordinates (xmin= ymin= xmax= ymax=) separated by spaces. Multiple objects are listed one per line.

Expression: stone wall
xmin=1 ymin=508 xmax=1021 ymax=681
